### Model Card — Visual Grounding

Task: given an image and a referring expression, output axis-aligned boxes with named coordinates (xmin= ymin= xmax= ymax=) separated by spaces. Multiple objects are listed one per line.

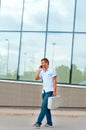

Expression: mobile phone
xmin=40 ymin=65 xmax=43 ymax=68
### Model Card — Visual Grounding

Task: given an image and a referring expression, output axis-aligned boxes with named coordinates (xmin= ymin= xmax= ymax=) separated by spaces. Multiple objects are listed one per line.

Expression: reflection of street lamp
xmin=5 ymin=39 xmax=9 ymax=74
xmin=52 ymin=43 xmax=56 ymax=67
xmin=24 ymin=52 xmax=27 ymax=73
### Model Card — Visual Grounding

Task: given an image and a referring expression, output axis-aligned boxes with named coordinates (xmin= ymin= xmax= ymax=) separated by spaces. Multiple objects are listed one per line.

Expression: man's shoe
xmin=33 ymin=123 xmax=41 ymax=128
xmin=44 ymin=124 xmax=53 ymax=128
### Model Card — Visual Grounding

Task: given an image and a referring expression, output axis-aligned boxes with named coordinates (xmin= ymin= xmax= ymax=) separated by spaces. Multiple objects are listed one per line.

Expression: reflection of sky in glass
xmin=23 ymin=0 xmax=48 ymax=31
xmin=48 ymin=0 xmax=75 ymax=31
xmin=46 ymin=33 xmax=72 ymax=68
xmin=0 ymin=0 xmax=23 ymax=30
xmin=75 ymin=0 xmax=86 ymax=31
xmin=73 ymin=34 xmax=86 ymax=71
xmin=19 ymin=33 xmax=45 ymax=74
xmin=0 ymin=32 xmax=20 ymax=73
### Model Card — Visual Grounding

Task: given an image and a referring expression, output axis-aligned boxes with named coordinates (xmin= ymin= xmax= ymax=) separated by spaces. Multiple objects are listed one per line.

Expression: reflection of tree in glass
xmin=0 ymin=55 xmax=7 ymax=74
xmin=82 ymin=68 xmax=86 ymax=81
xmin=56 ymin=64 xmax=86 ymax=84
xmin=56 ymin=65 xmax=69 ymax=83
xmin=72 ymin=64 xmax=82 ymax=84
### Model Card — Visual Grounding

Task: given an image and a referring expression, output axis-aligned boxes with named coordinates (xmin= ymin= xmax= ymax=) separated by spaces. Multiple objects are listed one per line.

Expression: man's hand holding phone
xmin=38 ymin=65 xmax=43 ymax=72
xmin=40 ymin=65 xmax=43 ymax=68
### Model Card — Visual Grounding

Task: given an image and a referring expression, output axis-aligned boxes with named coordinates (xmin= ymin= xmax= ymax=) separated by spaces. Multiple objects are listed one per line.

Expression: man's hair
xmin=41 ymin=58 xmax=49 ymax=65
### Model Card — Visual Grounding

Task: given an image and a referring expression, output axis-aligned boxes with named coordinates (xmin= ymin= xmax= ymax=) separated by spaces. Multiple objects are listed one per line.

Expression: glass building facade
xmin=0 ymin=0 xmax=86 ymax=85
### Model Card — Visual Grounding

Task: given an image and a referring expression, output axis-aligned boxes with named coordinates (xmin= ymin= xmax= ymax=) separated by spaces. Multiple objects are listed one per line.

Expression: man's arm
xmin=35 ymin=67 xmax=42 ymax=80
xmin=52 ymin=76 xmax=57 ymax=96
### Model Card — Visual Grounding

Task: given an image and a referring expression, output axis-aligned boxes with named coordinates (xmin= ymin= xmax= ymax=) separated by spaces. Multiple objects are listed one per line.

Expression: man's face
xmin=41 ymin=60 xmax=48 ymax=69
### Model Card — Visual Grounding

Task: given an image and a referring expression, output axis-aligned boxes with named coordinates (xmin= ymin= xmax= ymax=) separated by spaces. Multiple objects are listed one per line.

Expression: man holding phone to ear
xmin=33 ymin=58 xmax=57 ymax=128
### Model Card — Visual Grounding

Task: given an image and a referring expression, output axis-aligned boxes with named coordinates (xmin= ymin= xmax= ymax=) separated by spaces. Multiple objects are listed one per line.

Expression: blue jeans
xmin=36 ymin=91 xmax=53 ymax=126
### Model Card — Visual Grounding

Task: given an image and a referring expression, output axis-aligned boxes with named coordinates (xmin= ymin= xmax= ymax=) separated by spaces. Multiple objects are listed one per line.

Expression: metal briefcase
xmin=48 ymin=95 xmax=61 ymax=109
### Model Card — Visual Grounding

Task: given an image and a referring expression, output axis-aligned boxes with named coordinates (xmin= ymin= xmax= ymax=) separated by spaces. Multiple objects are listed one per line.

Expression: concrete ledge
xmin=0 ymin=80 xmax=86 ymax=108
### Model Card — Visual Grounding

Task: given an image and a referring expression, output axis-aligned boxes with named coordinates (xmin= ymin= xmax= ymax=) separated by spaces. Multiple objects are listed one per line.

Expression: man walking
xmin=33 ymin=58 xmax=57 ymax=128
